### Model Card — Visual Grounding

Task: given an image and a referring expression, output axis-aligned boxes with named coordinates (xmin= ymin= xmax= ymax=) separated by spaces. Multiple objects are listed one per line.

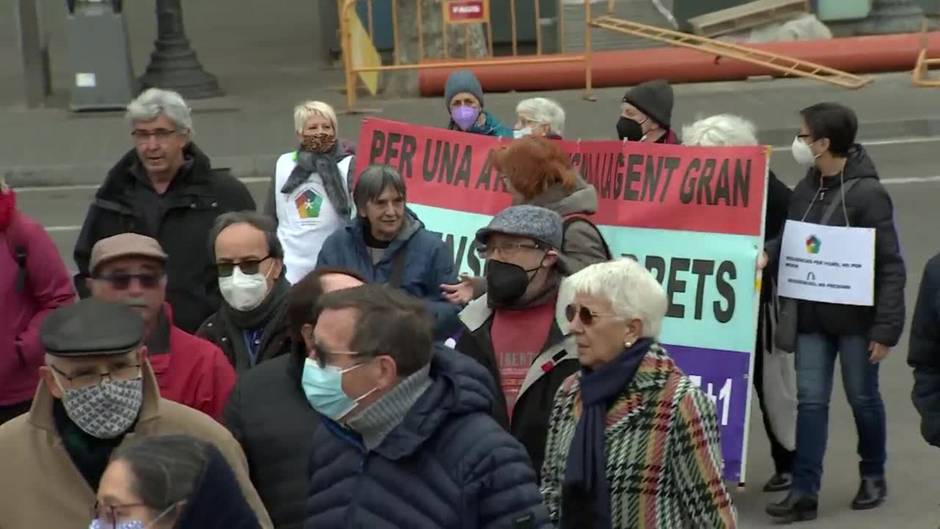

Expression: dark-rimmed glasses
xmin=565 ymin=303 xmax=620 ymax=326
xmin=216 ymin=256 xmax=271 ymax=278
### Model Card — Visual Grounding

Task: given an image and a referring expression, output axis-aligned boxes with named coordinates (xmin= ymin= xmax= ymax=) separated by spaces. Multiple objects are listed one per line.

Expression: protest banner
xmin=355 ymin=118 xmax=769 ymax=482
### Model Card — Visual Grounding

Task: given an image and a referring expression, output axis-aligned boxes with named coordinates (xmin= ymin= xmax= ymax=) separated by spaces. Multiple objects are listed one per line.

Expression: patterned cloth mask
xmin=60 ymin=379 xmax=143 ymax=439
xmin=301 ymin=133 xmax=337 ymax=154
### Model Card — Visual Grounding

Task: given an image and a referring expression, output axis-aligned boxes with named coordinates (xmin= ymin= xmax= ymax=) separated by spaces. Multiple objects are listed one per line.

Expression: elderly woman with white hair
xmin=683 ymin=114 xmax=797 ymax=494
xmin=513 ymin=97 xmax=565 ymax=139
xmin=540 ymin=259 xmax=737 ymax=529
xmin=268 ymin=101 xmax=356 ymax=284
xmin=72 ymin=88 xmax=256 ymax=333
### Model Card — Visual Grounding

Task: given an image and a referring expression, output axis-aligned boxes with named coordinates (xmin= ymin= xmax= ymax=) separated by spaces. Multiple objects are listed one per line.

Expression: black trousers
xmin=0 ymin=400 xmax=32 ymax=426
xmin=754 ymin=300 xmax=795 ymax=474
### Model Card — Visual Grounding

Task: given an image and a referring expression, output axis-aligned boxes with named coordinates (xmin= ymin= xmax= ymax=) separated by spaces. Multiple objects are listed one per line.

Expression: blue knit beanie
xmin=444 ymin=70 xmax=484 ymax=108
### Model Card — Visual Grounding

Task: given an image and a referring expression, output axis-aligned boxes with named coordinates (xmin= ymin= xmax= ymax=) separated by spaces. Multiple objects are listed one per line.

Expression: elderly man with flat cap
xmin=88 ymin=232 xmax=236 ymax=418
xmin=0 ymin=298 xmax=273 ymax=528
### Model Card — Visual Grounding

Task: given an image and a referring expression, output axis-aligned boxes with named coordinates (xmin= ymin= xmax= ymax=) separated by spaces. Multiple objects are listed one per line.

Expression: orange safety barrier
xmin=338 ymin=0 xmax=596 ymax=112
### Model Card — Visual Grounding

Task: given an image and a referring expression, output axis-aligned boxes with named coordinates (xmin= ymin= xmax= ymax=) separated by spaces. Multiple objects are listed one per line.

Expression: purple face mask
xmin=451 ymin=105 xmax=480 ymax=131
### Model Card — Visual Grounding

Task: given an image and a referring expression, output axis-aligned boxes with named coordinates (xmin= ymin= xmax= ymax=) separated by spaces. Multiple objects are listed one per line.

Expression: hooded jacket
xmin=316 ymin=210 xmax=460 ymax=338
xmin=73 ymin=144 xmax=257 ymax=333
xmin=303 ymin=346 xmax=551 ymax=529
xmin=1 ymin=211 xmax=75 ymax=407
xmin=770 ymin=145 xmax=906 ymax=346
xmin=448 ymin=110 xmax=513 ymax=138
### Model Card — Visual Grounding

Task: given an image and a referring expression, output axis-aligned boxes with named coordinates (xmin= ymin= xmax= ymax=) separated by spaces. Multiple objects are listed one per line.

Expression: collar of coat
xmin=98 ymin=143 xmax=214 ymax=200
xmin=561 ymin=343 xmax=675 ymax=399
xmin=27 ymin=361 xmax=163 ymax=433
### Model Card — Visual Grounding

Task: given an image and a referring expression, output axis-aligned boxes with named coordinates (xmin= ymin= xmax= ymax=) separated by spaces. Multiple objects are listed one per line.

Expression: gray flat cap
xmin=41 ymin=299 xmax=145 ymax=357
xmin=475 ymin=205 xmax=563 ymax=249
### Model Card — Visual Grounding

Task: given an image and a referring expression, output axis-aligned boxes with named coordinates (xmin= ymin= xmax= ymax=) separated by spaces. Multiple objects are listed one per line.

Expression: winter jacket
xmin=768 ymin=145 xmax=906 ymax=346
xmin=304 ymin=346 xmax=551 ymax=529
xmin=454 ymin=290 xmax=579 ymax=476
xmin=540 ymin=343 xmax=737 ymax=529
xmin=224 ymin=348 xmax=317 ymax=529
xmin=316 ymin=211 xmax=460 ymax=338
xmin=908 ymin=252 xmax=940 ymax=447
xmin=0 ymin=212 xmax=75 ymax=406
xmin=525 ymin=175 xmax=609 ymax=274
xmin=197 ymin=307 xmax=292 ymax=371
xmin=448 ymin=110 xmax=513 ymax=138
xmin=150 ymin=305 xmax=237 ymax=420
xmin=73 ymin=144 xmax=257 ymax=333
xmin=0 ymin=362 xmax=273 ymax=529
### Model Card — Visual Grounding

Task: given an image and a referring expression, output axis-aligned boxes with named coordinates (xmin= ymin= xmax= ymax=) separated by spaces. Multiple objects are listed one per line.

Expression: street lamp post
xmin=857 ymin=0 xmax=925 ymax=35
xmin=138 ymin=0 xmax=221 ymax=99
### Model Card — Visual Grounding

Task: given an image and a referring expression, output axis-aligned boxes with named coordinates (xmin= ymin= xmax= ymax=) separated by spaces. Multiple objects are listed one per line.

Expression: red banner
xmin=355 ymin=118 xmax=768 ymax=236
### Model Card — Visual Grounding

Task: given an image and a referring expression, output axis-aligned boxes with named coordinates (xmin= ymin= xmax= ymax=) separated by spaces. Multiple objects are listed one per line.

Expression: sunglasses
xmin=216 ymin=256 xmax=270 ymax=277
xmin=565 ymin=303 xmax=620 ymax=326
xmin=94 ymin=273 xmax=163 ymax=290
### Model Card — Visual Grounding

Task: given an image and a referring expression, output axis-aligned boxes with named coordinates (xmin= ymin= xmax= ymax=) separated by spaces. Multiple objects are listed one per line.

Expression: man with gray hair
xmin=73 ymin=88 xmax=256 ymax=333
xmin=316 ymin=164 xmax=459 ymax=339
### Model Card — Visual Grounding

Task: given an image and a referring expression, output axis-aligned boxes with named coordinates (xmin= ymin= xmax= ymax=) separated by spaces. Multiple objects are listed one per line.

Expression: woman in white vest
xmin=266 ymin=101 xmax=354 ymax=284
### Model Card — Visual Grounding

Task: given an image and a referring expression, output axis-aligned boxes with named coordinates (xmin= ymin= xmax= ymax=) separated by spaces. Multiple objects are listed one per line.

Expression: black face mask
xmin=485 ymin=259 xmax=541 ymax=307
xmin=616 ymin=116 xmax=644 ymax=141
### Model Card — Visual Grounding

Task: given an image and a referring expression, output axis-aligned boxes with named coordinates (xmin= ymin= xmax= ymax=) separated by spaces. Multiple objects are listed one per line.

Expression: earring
xmin=624 ymin=340 xmax=633 ymax=348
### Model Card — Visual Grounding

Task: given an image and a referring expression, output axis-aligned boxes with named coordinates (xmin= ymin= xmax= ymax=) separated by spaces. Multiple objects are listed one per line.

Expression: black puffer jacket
xmin=223 ymin=344 xmax=316 ymax=529
xmin=775 ymin=145 xmax=906 ymax=346
xmin=73 ymin=145 xmax=256 ymax=333
xmin=908 ymin=252 xmax=940 ymax=446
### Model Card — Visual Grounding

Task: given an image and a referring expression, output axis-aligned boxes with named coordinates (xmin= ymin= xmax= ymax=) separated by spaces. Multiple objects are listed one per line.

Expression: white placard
xmin=75 ymin=73 xmax=96 ymax=88
xmin=777 ymin=220 xmax=875 ymax=306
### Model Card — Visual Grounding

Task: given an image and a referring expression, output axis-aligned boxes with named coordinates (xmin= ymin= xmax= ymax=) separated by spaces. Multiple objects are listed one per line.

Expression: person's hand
xmin=441 ymin=275 xmax=475 ymax=305
xmin=757 ymin=251 xmax=768 ymax=271
xmin=869 ymin=341 xmax=891 ymax=364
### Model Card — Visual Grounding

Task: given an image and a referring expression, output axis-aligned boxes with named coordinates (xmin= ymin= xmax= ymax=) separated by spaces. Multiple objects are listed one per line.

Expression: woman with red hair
xmin=442 ymin=136 xmax=610 ymax=304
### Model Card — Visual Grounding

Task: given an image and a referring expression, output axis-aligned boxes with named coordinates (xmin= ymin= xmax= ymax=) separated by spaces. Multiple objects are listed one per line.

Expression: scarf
xmin=344 ymin=364 xmax=433 ymax=451
xmin=219 ymin=275 xmax=290 ymax=370
xmin=561 ymin=338 xmax=653 ymax=529
xmin=280 ymin=142 xmax=352 ymax=218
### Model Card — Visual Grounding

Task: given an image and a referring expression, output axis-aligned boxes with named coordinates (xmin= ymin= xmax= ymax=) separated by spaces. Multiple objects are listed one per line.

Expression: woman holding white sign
xmin=765 ymin=103 xmax=906 ymax=523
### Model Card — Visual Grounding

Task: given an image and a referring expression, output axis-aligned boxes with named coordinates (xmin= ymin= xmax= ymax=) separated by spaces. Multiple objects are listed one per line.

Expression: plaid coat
xmin=540 ymin=343 xmax=737 ymax=529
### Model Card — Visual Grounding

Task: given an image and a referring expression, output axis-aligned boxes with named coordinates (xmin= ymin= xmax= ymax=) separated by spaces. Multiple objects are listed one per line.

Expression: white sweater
xmin=273 ymin=152 xmax=352 ymax=284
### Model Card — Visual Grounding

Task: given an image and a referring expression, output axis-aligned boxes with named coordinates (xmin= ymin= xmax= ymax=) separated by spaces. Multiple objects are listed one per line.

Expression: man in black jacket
xmin=223 ymin=267 xmax=363 ymax=529
xmin=908 ymin=254 xmax=940 ymax=448
xmin=73 ymin=88 xmax=256 ymax=333
xmin=766 ymin=103 xmax=906 ymax=523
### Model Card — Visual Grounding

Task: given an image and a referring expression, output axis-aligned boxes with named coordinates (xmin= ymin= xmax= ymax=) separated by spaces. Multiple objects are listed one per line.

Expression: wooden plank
xmin=688 ymin=0 xmax=808 ymax=37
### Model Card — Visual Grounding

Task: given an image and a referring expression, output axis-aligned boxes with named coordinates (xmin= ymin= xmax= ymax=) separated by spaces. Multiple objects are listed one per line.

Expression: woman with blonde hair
xmin=267 ymin=101 xmax=355 ymax=284
xmin=540 ymin=259 xmax=737 ymax=529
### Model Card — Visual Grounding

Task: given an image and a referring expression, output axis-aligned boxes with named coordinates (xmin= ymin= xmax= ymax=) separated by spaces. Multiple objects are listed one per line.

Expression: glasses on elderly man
xmin=51 ymin=363 xmax=142 ymax=389
xmin=216 ymin=256 xmax=271 ymax=277
xmin=94 ymin=272 xmax=163 ymax=290
xmin=565 ymin=303 xmax=621 ymax=326
xmin=131 ymin=129 xmax=178 ymax=143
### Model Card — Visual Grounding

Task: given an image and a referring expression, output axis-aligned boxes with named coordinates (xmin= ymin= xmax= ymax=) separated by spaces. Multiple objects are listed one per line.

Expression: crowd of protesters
xmin=0 ymin=66 xmax=933 ymax=529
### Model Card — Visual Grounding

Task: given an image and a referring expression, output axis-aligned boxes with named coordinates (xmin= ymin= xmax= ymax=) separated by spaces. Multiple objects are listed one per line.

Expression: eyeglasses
xmin=51 ymin=363 xmax=142 ymax=389
xmin=131 ymin=129 xmax=178 ymax=143
xmin=91 ymin=501 xmax=149 ymax=529
xmin=94 ymin=272 xmax=163 ymax=290
xmin=311 ymin=341 xmax=367 ymax=369
xmin=565 ymin=303 xmax=621 ymax=326
xmin=476 ymin=241 xmax=545 ymax=259
xmin=216 ymin=256 xmax=271 ymax=277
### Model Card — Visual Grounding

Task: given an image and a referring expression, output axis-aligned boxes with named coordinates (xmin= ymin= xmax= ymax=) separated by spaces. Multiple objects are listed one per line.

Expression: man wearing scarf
xmin=268 ymin=101 xmax=355 ymax=284
xmin=198 ymin=212 xmax=292 ymax=373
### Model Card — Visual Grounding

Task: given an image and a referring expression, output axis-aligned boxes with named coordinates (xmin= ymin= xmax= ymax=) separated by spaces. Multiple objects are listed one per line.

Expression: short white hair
xmin=565 ymin=258 xmax=668 ymax=338
xmin=294 ymin=101 xmax=338 ymax=134
xmin=682 ymin=114 xmax=758 ymax=147
xmin=516 ymin=97 xmax=565 ymax=135
xmin=126 ymin=88 xmax=194 ymax=136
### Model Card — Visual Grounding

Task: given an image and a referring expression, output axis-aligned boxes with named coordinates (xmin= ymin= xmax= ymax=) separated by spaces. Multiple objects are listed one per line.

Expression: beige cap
xmin=90 ymin=233 xmax=168 ymax=275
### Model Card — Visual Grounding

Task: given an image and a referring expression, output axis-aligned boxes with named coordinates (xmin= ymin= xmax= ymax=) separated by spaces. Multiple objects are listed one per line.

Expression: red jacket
xmin=149 ymin=305 xmax=236 ymax=419
xmin=1 ymin=212 xmax=75 ymax=406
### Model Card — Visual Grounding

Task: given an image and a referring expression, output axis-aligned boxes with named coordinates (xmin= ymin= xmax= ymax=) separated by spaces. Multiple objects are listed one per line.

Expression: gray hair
xmin=353 ymin=165 xmax=407 ymax=211
xmin=516 ymin=97 xmax=566 ymax=135
xmin=682 ymin=114 xmax=758 ymax=147
xmin=208 ymin=211 xmax=284 ymax=260
xmin=565 ymin=258 xmax=668 ymax=338
xmin=126 ymin=88 xmax=194 ymax=136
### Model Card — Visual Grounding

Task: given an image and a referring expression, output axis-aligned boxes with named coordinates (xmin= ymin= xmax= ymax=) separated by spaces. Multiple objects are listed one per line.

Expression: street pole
xmin=138 ymin=0 xmax=221 ymax=99
xmin=857 ymin=0 xmax=925 ymax=34
xmin=15 ymin=0 xmax=50 ymax=108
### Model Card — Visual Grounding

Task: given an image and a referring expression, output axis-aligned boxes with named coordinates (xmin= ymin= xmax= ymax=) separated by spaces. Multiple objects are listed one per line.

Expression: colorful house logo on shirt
xmin=295 ymin=189 xmax=323 ymax=219
xmin=805 ymin=235 xmax=821 ymax=254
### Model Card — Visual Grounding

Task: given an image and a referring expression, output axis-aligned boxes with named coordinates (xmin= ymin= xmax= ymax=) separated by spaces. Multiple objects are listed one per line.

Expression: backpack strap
xmin=562 ymin=214 xmax=612 ymax=260
xmin=819 ymin=178 xmax=862 ymax=225
xmin=387 ymin=246 xmax=408 ymax=288
xmin=5 ymin=213 xmax=28 ymax=293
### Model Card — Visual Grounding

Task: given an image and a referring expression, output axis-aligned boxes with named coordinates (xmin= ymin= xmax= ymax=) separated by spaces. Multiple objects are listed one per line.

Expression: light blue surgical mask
xmin=302 ymin=358 xmax=377 ymax=421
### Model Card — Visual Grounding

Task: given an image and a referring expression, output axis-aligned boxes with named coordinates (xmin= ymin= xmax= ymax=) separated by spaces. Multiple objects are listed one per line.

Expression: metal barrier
xmin=338 ymin=0 xmax=594 ymax=111
xmin=913 ymin=21 xmax=940 ymax=87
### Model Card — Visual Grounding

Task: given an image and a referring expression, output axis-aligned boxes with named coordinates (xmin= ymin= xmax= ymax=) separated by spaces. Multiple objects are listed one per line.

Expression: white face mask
xmin=512 ymin=127 xmax=533 ymax=139
xmin=219 ymin=267 xmax=270 ymax=311
xmin=791 ymin=136 xmax=819 ymax=167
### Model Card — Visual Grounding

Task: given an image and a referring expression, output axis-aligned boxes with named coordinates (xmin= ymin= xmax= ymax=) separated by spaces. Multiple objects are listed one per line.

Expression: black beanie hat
xmin=621 ymin=79 xmax=674 ymax=128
